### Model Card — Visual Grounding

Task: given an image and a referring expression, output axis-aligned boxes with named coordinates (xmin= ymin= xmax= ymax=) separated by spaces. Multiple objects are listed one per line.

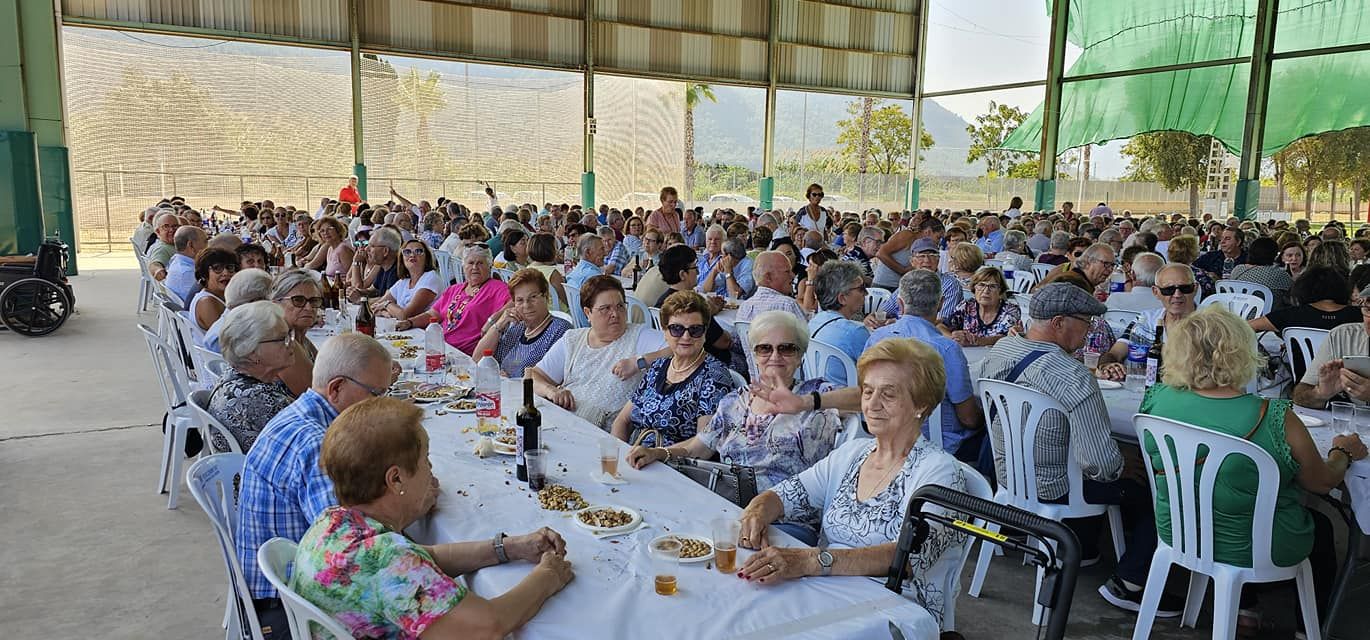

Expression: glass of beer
xmin=650 ymin=537 xmax=681 ymax=596
xmin=712 ymin=518 xmax=740 ymax=574
xmin=599 ymin=437 xmax=619 ymax=478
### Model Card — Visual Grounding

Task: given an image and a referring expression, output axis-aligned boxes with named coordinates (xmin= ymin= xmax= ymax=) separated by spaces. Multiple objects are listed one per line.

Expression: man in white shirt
xmin=1105 ymin=252 xmax=1164 ymax=312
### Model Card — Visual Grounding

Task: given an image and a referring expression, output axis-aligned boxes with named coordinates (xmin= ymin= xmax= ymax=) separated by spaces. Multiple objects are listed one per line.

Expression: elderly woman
xmin=530 ymin=276 xmax=670 ymax=429
xmin=204 ymin=268 xmax=273 ymax=353
xmin=996 ymin=230 xmax=1033 ymax=272
xmin=188 ymin=248 xmax=239 ymax=346
xmin=610 ymin=291 xmax=735 ymax=446
xmin=302 ymin=216 xmax=354 ymax=278
xmin=1140 ymin=306 xmax=1367 ymax=635
xmin=349 ymin=226 xmax=402 ymax=299
xmin=625 ymin=310 xmax=842 ymax=541
xmin=375 ymin=239 xmax=441 ymax=319
xmin=294 ymin=397 xmax=573 ymax=639
xmin=207 ymin=301 xmax=297 ymax=452
xmin=473 ymin=269 xmax=572 ymax=378
xmin=288 ymin=213 xmax=319 ymax=263
xmin=1165 ymin=234 xmax=1215 ymax=299
xmin=235 ymin=244 xmax=270 ymax=272
xmin=271 ymin=269 xmax=323 ymax=395
xmin=808 ymin=260 xmax=871 ymax=386
xmin=398 ymin=245 xmax=511 ymax=355
xmin=1230 ymin=237 xmax=1294 ymax=309
xmin=945 ymin=267 xmax=1021 ymax=347
xmin=657 ymin=244 xmax=732 ymax=364
xmin=621 ymin=215 xmax=646 ymax=260
xmin=734 ymin=338 xmax=967 ymax=627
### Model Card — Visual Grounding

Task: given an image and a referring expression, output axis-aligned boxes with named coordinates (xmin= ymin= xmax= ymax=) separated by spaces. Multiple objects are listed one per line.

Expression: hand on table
xmin=707 ymin=295 xmax=726 ymax=315
xmin=1096 ymin=362 xmax=1126 ymax=382
xmin=739 ymin=546 xmax=812 ymax=585
xmin=950 ymin=330 xmax=975 ymax=347
xmin=533 ymin=551 xmax=575 ymax=593
xmin=546 ymin=387 xmax=576 ymax=411
xmin=625 ymin=446 xmax=662 ymax=470
xmin=1331 ymin=433 xmax=1368 ymax=461
xmin=737 ymin=510 xmax=770 ymax=550
xmin=508 ymin=527 xmax=567 ymax=562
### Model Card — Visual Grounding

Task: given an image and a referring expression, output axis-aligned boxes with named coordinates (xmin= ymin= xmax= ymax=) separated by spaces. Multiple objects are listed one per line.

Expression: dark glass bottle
xmin=516 ymin=377 xmax=541 ymax=484
xmin=1145 ymin=324 xmax=1165 ymax=388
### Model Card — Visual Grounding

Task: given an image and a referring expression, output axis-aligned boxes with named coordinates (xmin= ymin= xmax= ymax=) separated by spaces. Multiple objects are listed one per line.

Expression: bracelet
xmin=811 ymin=391 xmax=822 ymax=411
xmin=656 ymin=447 xmax=672 ymax=463
xmin=1329 ymin=445 xmax=1355 ymax=462
xmin=492 ymin=532 xmax=509 ymax=564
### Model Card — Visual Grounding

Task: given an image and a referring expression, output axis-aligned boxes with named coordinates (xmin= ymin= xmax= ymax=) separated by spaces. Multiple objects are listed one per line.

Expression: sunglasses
xmin=753 ymin=342 xmax=801 ymax=358
xmin=1156 ymin=284 xmax=1197 ymax=296
xmin=666 ymin=323 xmax=707 ymax=338
xmin=809 ymin=193 xmax=824 ymax=198
xmin=280 ymin=295 xmax=325 ymax=309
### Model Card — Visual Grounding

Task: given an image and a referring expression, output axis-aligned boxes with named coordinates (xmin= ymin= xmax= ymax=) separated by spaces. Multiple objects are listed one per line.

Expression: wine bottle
xmin=516 ymin=376 xmax=540 ymax=483
xmin=355 ymin=296 xmax=375 ymax=336
xmin=1145 ymin=324 xmax=1165 ymax=388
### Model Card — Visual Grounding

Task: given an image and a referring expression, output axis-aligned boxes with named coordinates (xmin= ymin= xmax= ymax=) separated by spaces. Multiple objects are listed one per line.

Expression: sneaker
xmin=1097 ymin=575 xmax=1184 ymax=617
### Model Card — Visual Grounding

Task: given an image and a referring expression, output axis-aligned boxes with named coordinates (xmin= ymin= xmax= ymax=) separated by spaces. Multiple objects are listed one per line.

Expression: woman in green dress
xmin=1139 ymin=305 xmax=1367 ymax=634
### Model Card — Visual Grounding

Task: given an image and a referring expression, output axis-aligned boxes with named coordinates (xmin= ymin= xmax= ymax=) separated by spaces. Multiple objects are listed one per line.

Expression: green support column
xmin=1235 ymin=0 xmax=1278 ymax=220
xmin=353 ymin=163 xmax=368 ymax=201
xmin=759 ymin=177 xmax=774 ymax=211
xmin=1034 ymin=179 xmax=1056 ymax=212
xmin=904 ymin=178 xmax=920 ymax=211
xmin=759 ymin=0 xmax=778 ymax=212
xmin=582 ymin=3 xmax=596 ymax=210
xmin=581 ymin=172 xmax=596 ymax=210
xmin=907 ymin=0 xmax=931 ymax=211
xmin=349 ymin=0 xmax=367 ymax=201
xmin=1035 ymin=0 xmax=1069 ymax=215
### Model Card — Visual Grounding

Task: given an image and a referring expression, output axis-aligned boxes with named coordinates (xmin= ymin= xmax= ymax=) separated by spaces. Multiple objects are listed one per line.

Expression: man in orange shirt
xmin=645 ymin=186 xmax=682 ymax=235
xmin=338 ymin=175 xmax=362 ymax=206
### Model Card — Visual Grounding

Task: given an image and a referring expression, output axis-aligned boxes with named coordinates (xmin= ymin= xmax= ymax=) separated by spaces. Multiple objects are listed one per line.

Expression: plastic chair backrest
xmin=139 ymin=323 xmax=192 ymax=414
xmin=839 ymin=412 xmax=871 ymax=446
xmin=943 ymin=459 xmax=994 ymax=631
xmin=1282 ymin=327 xmax=1328 ymax=383
xmin=978 ymin=379 xmax=1090 ymax=511
xmin=495 ymin=267 xmax=517 ymax=282
xmin=449 ymin=251 xmax=466 ymax=283
xmin=549 ymin=310 xmax=575 ymax=326
xmin=257 ymin=538 xmax=355 ymax=640
xmin=562 ymin=284 xmax=589 ymax=328
xmin=194 ymin=345 xmax=229 ymax=386
xmin=1133 ymin=414 xmax=1283 ymax=572
xmin=925 ymin=403 xmax=945 ymax=450
xmin=864 ymin=287 xmax=893 ymax=315
xmin=1216 ymin=279 xmax=1274 ymax=314
xmin=984 ymin=259 xmax=1004 ymax=270
xmin=802 ymin=339 xmax=858 ymax=387
xmin=1030 ymin=263 xmax=1055 ymax=280
xmin=188 ymin=389 xmax=244 ymax=455
xmin=185 ymin=454 xmax=263 ymax=640
xmin=626 ymin=294 xmax=650 ymax=325
xmin=433 ymin=249 xmax=453 ymax=285
xmin=547 ymin=281 xmax=564 ymax=311
xmin=1199 ymin=292 xmax=1264 ymax=320
xmin=1011 ymin=271 xmax=1038 ymax=294
xmin=733 ymin=319 xmax=753 ymax=373
xmin=647 ymin=306 xmax=663 ymax=330
xmin=1102 ymin=309 xmax=1142 ymax=337
xmin=164 ymin=302 xmax=209 ymax=385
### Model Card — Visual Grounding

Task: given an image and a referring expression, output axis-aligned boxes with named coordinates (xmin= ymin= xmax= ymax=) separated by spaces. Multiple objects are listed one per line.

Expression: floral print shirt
xmin=696 ymin=378 xmax=842 ymax=491
xmin=206 ymin=371 xmax=295 ymax=453
xmin=945 ymin=299 xmax=1022 ymax=338
xmin=291 ymin=507 xmax=466 ymax=640
xmin=628 ymin=354 xmax=735 ymax=447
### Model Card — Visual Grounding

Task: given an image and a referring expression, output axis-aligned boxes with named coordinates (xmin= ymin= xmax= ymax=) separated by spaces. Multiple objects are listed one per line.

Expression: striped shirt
xmin=972 ymin=335 xmax=1122 ymax=500
xmin=731 ymin=286 xmax=808 ymax=380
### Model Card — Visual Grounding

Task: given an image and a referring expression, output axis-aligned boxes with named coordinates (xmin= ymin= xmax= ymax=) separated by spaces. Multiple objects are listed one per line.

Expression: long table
xmin=405 ymin=377 xmax=940 ymax=639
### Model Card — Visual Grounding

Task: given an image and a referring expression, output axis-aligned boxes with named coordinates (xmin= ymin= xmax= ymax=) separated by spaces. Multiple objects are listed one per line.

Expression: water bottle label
xmin=1110 ymin=280 xmax=1125 ymax=293
xmin=1127 ymin=343 xmax=1148 ymax=362
xmin=426 ymin=352 xmax=446 ymax=373
xmin=477 ymin=391 xmax=501 ymax=418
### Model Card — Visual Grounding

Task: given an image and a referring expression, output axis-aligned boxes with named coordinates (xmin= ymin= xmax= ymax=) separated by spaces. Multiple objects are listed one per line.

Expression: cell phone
xmin=1342 ymin=356 xmax=1370 ymax=377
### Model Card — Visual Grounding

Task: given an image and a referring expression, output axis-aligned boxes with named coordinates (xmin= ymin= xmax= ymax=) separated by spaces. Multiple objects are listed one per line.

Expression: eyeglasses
xmin=513 ymin=293 xmax=545 ymax=306
xmin=592 ymin=302 xmax=627 ymax=315
xmin=844 ymin=285 xmax=868 ymax=296
xmin=339 ymin=375 xmax=386 ymax=397
xmin=1155 ymin=283 xmax=1197 ymax=296
xmin=279 ymin=295 xmax=325 ymax=309
xmin=809 ymin=193 xmax=824 ymax=199
xmin=753 ymin=342 xmax=801 ymax=358
xmin=260 ymin=332 xmax=294 ymax=348
xmin=973 ymin=283 xmax=1002 ymax=292
xmin=401 ymin=248 xmax=426 ymax=257
xmin=209 ymin=263 xmax=239 ymax=274
xmin=666 ymin=323 xmax=707 ymax=338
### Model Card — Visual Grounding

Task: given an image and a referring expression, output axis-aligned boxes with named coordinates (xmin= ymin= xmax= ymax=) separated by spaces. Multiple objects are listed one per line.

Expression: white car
xmin=771 ymin=196 xmax=799 ymax=206
xmin=708 ymin=193 xmax=758 ymax=206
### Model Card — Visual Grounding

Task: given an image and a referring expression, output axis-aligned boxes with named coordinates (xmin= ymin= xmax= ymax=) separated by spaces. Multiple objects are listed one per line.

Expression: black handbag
xmin=632 ymin=429 xmax=759 ymax=507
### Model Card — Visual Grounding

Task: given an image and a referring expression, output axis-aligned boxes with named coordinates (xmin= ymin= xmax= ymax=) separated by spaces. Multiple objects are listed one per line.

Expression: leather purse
xmin=632 ymin=429 xmax=759 ymax=507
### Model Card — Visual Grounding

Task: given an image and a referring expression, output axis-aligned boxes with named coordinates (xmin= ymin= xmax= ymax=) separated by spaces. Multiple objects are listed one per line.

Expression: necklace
xmin=668 ymin=349 xmax=705 ymax=376
xmin=862 ymin=442 xmax=914 ymax=496
xmin=523 ymin=313 xmax=552 ymax=339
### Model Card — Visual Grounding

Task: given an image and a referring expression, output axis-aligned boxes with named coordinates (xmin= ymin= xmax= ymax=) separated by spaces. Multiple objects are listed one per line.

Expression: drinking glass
xmin=525 ymin=449 xmax=548 ymax=491
xmin=650 ymin=537 xmax=682 ymax=596
xmin=1354 ymin=405 xmax=1370 ymax=439
xmin=376 ymin=316 xmax=398 ymax=334
xmin=873 ymin=310 xmax=888 ymax=324
xmin=711 ymin=518 xmax=740 ymax=574
xmin=1331 ymin=401 xmax=1355 ymax=435
xmin=598 ymin=437 xmax=620 ymax=478
xmin=1082 ymin=350 xmax=1101 ymax=373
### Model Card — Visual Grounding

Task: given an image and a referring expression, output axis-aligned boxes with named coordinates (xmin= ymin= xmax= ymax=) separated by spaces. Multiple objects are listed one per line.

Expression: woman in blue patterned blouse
xmin=944 ymin=267 xmax=1022 ymax=347
xmin=609 ymin=290 xmax=734 ymax=446
xmin=472 ymin=268 xmax=572 ymax=378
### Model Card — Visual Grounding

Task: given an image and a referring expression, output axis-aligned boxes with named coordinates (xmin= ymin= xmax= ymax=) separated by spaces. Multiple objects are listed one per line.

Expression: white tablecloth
xmin=406 ymin=378 xmax=939 ymax=640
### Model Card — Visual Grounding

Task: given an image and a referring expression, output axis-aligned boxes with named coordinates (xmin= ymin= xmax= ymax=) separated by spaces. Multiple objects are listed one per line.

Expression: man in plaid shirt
xmin=234 ymin=333 xmax=401 ymax=639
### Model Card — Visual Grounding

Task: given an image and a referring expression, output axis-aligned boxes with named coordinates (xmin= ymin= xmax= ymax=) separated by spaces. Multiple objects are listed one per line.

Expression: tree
xmin=1121 ymin=132 xmax=1213 ymax=215
xmin=393 ymin=69 xmax=447 ymax=178
xmin=965 ymin=101 xmax=1034 ymax=177
xmin=1326 ymin=128 xmax=1370 ymax=220
xmin=683 ymin=83 xmax=718 ymax=200
xmin=835 ymin=98 xmax=934 ymax=174
xmin=1275 ymin=136 xmax=1331 ymax=217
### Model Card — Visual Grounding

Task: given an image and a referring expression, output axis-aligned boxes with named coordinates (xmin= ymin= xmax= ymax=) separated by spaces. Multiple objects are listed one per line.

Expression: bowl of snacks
xmin=651 ymin=535 xmax=713 ymax=563
xmin=572 ymin=505 xmax=642 ymax=535
xmin=537 ymin=484 xmax=588 ymax=511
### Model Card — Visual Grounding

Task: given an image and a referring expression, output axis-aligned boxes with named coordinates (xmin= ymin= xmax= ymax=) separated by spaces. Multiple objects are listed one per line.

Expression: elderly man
xmin=146 ymin=212 xmax=181 ymax=280
xmin=164 ymin=225 xmax=208 ymax=304
xmin=974 ymin=283 xmax=1177 ymax=616
xmin=866 ymin=269 xmax=982 ymax=461
xmin=681 ymin=208 xmax=705 ymax=248
xmin=1294 ymin=285 xmax=1370 ymax=409
xmin=730 ymin=251 xmax=807 ymax=379
xmin=1027 ymin=220 xmax=1053 ymax=255
xmin=566 ymin=234 xmax=607 ymax=291
xmin=697 ymin=226 xmax=755 ymax=298
xmin=235 ymin=334 xmax=407 ymax=639
xmin=1038 ymin=231 xmax=1073 ymax=266
xmin=842 ymin=225 xmax=882 ymax=284
xmin=1194 ymin=227 xmax=1247 ymax=280
xmin=1102 ymin=263 xmax=1198 ymax=374
xmin=1039 ymin=242 xmax=1117 ymax=296
xmin=997 ymin=230 xmax=1033 ymax=272
xmin=976 ymin=216 xmax=1005 ymax=257
xmin=808 ymin=261 xmax=870 ymax=386
xmin=134 ymin=207 xmax=158 ymax=249
xmin=874 ymin=237 xmax=961 ymax=325
xmin=1105 ymin=252 xmax=1165 ymax=312
xmin=598 ymin=225 xmax=630 ymax=275
xmin=873 ymin=217 xmax=941 ymax=289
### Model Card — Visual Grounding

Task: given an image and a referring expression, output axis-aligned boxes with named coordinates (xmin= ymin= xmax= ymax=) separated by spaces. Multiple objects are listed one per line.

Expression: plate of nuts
xmin=652 ymin=535 xmax=713 ymax=563
xmin=573 ymin=505 xmax=642 ymax=534
xmin=537 ymin=484 xmax=588 ymax=511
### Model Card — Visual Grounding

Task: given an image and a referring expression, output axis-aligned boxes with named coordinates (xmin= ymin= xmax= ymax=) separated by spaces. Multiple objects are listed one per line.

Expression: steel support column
xmin=759 ymin=0 xmax=780 ymax=212
xmin=1034 ymin=0 xmax=1070 ymax=213
xmin=906 ymin=0 xmax=932 ymax=211
xmin=349 ymin=0 xmax=367 ymax=200
xmin=581 ymin=2 xmax=596 ymax=210
xmin=1234 ymin=0 xmax=1278 ymax=220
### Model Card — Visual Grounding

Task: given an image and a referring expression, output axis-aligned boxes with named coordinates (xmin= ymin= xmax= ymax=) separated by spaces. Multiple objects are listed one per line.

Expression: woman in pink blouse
xmin=397 ymin=245 xmax=510 ymax=354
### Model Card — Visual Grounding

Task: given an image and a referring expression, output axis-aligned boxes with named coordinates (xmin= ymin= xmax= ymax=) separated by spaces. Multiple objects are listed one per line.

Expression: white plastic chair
xmin=863 ymin=287 xmax=893 ymax=315
xmin=562 ymin=283 xmax=589 ymax=328
xmin=802 ymin=339 xmax=858 ymax=388
xmin=727 ymin=369 xmax=748 ymax=391
xmin=448 ymin=251 xmax=466 ymax=284
xmin=188 ymin=389 xmax=245 ymax=455
xmin=1199 ymin=292 xmax=1264 ymax=320
xmin=257 ymin=538 xmax=355 ymax=640
xmin=924 ymin=403 xmax=945 ymax=451
xmin=494 ymin=267 xmax=517 ymax=282
xmin=968 ymin=379 xmax=1126 ymax=625
xmin=1282 ymin=327 xmax=1329 ymax=383
xmin=1010 ymin=270 xmax=1038 ymax=294
xmin=139 ymin=323 xmax=197 ymax=509
xmin=195 ymin=345 xmax=230 ymax=388
xmin=433 ymin=249 xmax=453 ymax=285
xmin=186 ymin=454 xmax=264 ymax=640
xmin=626 ymin=293 xmax=651 ymax=325
xmin=984 ymin=259 xmax=1004 ymax=271
xmin=1130 ymin=415 xmax=1321 ymax=640
xmin=549 ymin=310 xmax=574 ymax=326
xmin=943 ymin=460 xmax=994 ymax=632
xmin=1031 ymin=263 xmax=1055 ymax=281
xmin=1216 ymin=279 xmax=1275 ymax=315
xmin=647 ymin=306 xmax=663 ymax=330
xmin=133 ymin=240 xmax=156 ymax=313
xmin=838 ymin=412 xmax=870 ymax=446
xmin=1103 ymin=309 xmax=1143 ymax=337
xmin=163 ymin=300 xmax=208 ymax=388
xmin=732 ymin=319 xmax=753 ymax=375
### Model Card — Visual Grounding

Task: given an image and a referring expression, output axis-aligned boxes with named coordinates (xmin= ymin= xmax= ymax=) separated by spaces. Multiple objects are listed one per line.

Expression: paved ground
xmin=1 ymin=253 xmax=1364 ymax=639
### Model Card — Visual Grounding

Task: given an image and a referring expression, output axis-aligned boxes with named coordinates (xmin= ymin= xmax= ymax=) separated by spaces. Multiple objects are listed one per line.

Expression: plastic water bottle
xmin=424 ymin=323 xmax=446 ymax=373
xmin=475 ymin=349 xmax=502 ymax=435
xmin=1108 ymin=265 xmax=1126 ymax=294
xmin=1125 ymin=343 xmax=1148 ymax=392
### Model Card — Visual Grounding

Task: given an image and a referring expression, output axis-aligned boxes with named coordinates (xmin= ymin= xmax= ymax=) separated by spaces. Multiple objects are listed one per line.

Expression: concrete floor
xmin=1 ymin=254 xmax=1364 ymax=639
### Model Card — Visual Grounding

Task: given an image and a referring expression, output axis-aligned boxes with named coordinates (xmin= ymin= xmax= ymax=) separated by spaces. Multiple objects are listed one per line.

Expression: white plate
xmin=1096 ymin=379 xmax=1123 ymax=390
xmin=411 ymin=392 xmax=455 ymax=403
xmin=444 ymin=399 xmax=478 ymax=413
xmin=1296 ymin=413 xmax=1326 ymax=427
xmin=651 ymin=535 xmax=715 ymax=564
xmin=490 ymin=441 xmax=518 ymax=456
xmin=572 ymin=505 xmax=643 ymax=535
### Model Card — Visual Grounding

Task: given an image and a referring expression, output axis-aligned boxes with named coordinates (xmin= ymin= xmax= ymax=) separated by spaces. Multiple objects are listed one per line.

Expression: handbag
xmin=632 ymin=429 xmax=759 ymax=508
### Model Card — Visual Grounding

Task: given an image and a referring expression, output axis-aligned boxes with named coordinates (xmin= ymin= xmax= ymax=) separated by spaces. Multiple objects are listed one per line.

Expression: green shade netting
xmin=998 ymin=0 xmax=1370 ymax=157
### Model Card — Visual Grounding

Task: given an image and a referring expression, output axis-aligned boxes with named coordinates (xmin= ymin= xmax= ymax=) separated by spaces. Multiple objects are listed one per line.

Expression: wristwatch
xmin=817 ymin=546 xmax=834 ymax=576
xmin=636 ymin=356 xmax=649 ymax=371
xmin=493 ymin=532 xmax=509 ymax=564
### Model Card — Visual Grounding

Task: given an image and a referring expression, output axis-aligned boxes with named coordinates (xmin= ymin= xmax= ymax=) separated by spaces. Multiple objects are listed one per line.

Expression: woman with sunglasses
xmin=944 ymin=266 xmax=1021 ymax=347
xmin=207 ymin=301 xmax=297 ymax=453
xmin=657 ymin=244 xmax=732 ymax=365
xmin=610 ymin=291 xmax=735 ymax=446
xmin=271 ymin=269 xmax=324 ymax=395
xmin=625 ymin=310 xmax=842 ymax=543
xmin=189 ymin=248 xmax=239 ymax=346
xmin=374 ymin=239 xmax=441 ymax=320
xmin=798 ymin=183 xmax=829 ymax=234
xmin=472 ymin=269 xmax=572 ymax=378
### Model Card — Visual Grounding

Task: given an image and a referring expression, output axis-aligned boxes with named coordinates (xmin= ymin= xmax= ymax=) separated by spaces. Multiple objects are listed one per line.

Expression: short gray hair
xmin=1098 ymin=228 xmax=1121 ymax=245
xmin=1003 ymin=229 xmax=1027 ymax=252
xmin=270 ymin=269 xmax=320 ymax=301
xmin=311 ymin=332 xmax=393 ymax=389
xmin=747 ymin=310 xmax=809 ymax=354
xmin=723 ymin=238 xmax=747 ymax=260
xmin=705 ymin=224 xmax=726 ymax=239
xmin=757 ymin=213 xmax=778 ymax=228
xmin=858 ymin=226 xmax=884 ymax=243
xmin=225 ymin=268 xmax=274 ymax=308
xmin=1130 ymin=252 xmax=1165 ymax=287
xmin=814 ymin=260 xmax=865 ymax=311
xmin=1034 ymin=221 xmax=1052 ymax=235
xmin=463 ymin=244 xmax=493 ymax=265
xmin=1049 ymin=230 xmax=1071 ymax=250
xmin=220 ymin=301 xmax=287 ymax=368
xmin=370 ymin=226 xmax=402 ymax=251
xmin=576 ymin=233 xmax=602 ymax=256
xmin=1080 ymin=242 xmax=1116 ymax=266
xmin=897 ymin=269 xmax=942 ymax=317
xmin=173 ymin=225 xmax=204 ymax=250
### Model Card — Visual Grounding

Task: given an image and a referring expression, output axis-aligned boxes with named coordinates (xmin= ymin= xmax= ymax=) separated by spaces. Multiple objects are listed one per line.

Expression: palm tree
xmin=394 ymin=69 xmax=447 ymax=177
xmin=857 ymin=97 xmax=873 ymax=173
xmin=684 ymin=83 xmax=717 ymax=200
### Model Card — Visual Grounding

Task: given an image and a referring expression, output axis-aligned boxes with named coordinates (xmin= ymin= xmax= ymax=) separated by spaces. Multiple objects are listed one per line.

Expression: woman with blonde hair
xmin=947 ymin=242 xmax=985 ymax=290
xmin=1139 ymin=305 xmax=1367 ymax=634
